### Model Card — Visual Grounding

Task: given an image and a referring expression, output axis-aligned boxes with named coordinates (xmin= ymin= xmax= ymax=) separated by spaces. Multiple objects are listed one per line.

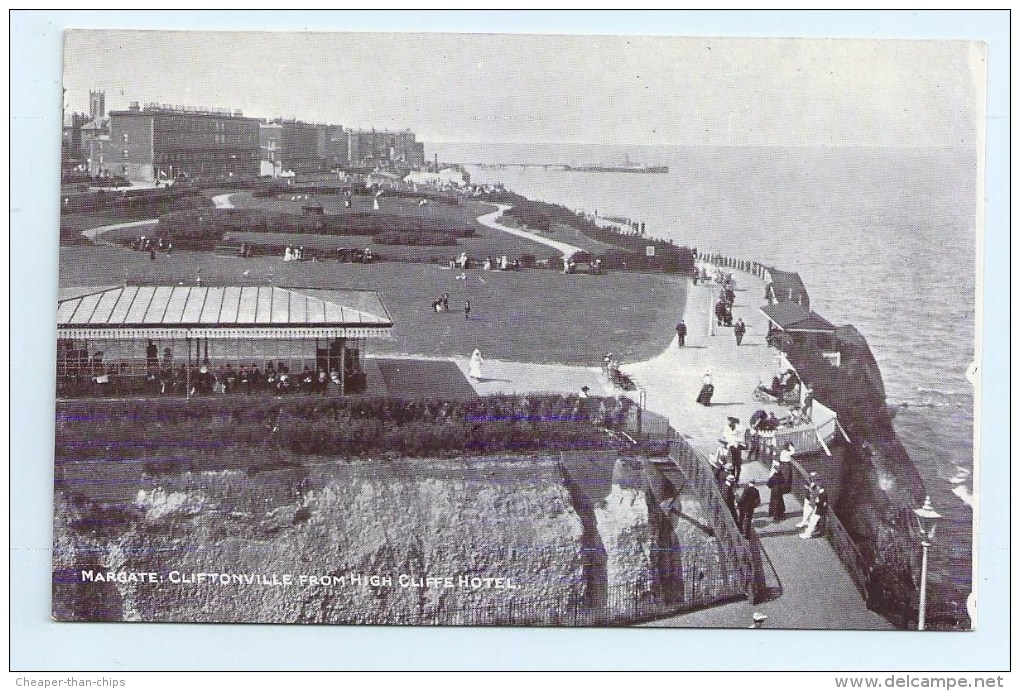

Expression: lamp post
xmin=913 ymin=496 xmax=942 ymax=631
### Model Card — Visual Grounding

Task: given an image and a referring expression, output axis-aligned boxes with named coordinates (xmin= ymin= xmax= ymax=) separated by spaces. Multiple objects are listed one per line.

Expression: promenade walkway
xmin=626 ymin=269 xmax=892 ymax=629
xmin=454 ymin=264 xmax=893 ymax=629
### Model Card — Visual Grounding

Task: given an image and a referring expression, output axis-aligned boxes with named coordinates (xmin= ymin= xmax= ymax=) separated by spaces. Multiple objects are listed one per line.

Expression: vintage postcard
xmin=53 ymin=30 xmax=983 ymax=630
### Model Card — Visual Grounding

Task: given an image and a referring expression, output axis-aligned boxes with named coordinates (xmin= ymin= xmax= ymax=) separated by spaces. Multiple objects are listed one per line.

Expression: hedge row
xmin=55 ymin=395 xmax=640 ymax=459
xmin=58 ymin=394 xmax=634 ymax=427
xmin=373 ymin=231 xmax=458 ymax=246
xmin=156 ymin=209 xmax=475 ymax=241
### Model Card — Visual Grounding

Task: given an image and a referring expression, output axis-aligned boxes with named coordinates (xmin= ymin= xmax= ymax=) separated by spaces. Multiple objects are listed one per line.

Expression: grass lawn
xmin=58 ymin=244 xmax=687 ymax=366
xmin=228 ymin=190 xmax=479 ymax=229
xmin=222 ymin=228 xmax=555 ymax=264
xmin=93 ymin=191 xmax=560 ymax=262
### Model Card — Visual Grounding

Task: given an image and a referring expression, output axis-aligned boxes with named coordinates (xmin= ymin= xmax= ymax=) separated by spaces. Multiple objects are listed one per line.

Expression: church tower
xmin=89 ymin=89 xmax=105 ymax=120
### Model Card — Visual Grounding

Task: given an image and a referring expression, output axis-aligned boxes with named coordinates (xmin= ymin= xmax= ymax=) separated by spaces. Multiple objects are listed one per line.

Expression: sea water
xmin=432 ymin=142 xmax=977 ymax=608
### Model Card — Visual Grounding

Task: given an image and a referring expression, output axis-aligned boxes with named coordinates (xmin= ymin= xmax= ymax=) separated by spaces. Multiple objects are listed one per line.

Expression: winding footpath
xmin=80 ymin=218 xmax=158 ymax=246
xmin=476 ymin=204 xmax=582 ymax=257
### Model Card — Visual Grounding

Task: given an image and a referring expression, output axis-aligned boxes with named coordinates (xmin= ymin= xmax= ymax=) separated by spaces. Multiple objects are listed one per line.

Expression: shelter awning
xmin=765 ymin=268 xmax=810 ymax=308
xmin=57 ymin=285 xmax=394 ymax=339
xmin=760 ymin=303 xmax=836 ymax=333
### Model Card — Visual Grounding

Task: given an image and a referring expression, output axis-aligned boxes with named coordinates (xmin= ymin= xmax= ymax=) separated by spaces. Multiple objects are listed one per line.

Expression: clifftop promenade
xmin=457 ymin=263 xmax=892 ymax=629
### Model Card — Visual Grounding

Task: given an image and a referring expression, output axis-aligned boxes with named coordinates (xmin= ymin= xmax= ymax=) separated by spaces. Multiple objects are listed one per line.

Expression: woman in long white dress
xmin=468 ymin=349 xmax=484 ymax=380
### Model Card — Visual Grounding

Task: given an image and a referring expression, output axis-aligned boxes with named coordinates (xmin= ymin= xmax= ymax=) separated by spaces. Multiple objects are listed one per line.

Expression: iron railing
xmin=668 ymin=432 xmax=764 ymax=604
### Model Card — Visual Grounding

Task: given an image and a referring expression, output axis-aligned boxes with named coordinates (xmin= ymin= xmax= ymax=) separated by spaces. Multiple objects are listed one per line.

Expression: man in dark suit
xmin=737 ymin=481 xmax=761 ymax=539
xmin=723 ymin=474 xmax=738 ymax=521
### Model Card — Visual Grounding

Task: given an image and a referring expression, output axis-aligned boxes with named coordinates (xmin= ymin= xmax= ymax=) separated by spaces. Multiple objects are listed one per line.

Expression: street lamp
xmin=913 ymin=496 xmax=942 ymax=631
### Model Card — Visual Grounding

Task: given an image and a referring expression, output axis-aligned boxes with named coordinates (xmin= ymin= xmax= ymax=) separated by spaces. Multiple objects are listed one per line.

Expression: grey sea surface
xmin=432 ymin=142 xmax=977 ymax=603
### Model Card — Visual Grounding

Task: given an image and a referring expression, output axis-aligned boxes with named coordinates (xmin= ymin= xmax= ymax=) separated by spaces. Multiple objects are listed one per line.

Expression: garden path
xmin=475 ymin=204 xmax=583 ymax=258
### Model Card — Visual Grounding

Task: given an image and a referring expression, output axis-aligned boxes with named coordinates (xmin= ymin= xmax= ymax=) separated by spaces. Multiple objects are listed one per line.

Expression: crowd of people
xmin=57 ymin=341 xmax=362 ymax=397
xmin=431 ymin=293 xmax=452 ymax=313
xmin=452 ymin=252 xmax=520 ymax=272
xmin=141 ymin=361 xmax=353 ymax=396
xmin=602 ymin=352 xmax=635 ymax=390
xmin=283 ymin=245 xmax=306 ymax=262
xmin=129 ymin=235 xmax=172 ymax=260
xmin=715 ymin=285 xmax=736 ymax=327
xmin=707 ymin=405 xmax=829 ymax=540
xmin=562 ymin=256 xmax=603 ymax=275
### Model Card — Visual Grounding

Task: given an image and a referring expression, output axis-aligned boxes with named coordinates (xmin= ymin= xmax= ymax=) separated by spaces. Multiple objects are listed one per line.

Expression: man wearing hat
xmin=712 ymin=442 xmax=730 ymax=485
xmin=722 ymin=416 xmax=745 ymax=482
xmin=723 ymin=474 xmax=738 ymax=521
xmin=737 ymin=480 xmax=761 ymax=539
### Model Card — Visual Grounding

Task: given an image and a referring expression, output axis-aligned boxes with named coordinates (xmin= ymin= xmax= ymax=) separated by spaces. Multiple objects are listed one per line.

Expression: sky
xmin=63 ymin=30 xmax=983 ymax=148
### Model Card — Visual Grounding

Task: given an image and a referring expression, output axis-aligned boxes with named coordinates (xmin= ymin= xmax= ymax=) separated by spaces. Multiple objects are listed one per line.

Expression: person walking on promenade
xmin=737 ymin=481 xmax=761 ymax=538
xmin=734 ymin=318 xmax=746 ymax=345
xmin=468 ymin=349 xmax=484 ymax=380
xmin=723 ymin=474 xmax=738 ymax=521
xmin=801 ymin=487 xmax=828 ymax=539
xmin=711 ymin=441 xmax=729 ymax=485
xmin=696 ymin=369 xmax=714 ymax=406
xmin=722 ymin=416 xmax=744 ymax=482
xmin=795 ymin=469 xmax=820 ymax=529
xmin=676 ymin=320 xmax=687 ymax=348
xmin=801 ymin=382 xmax=814 ymax=419
xmin=766 ymin=458 xmax=786 ymax=521
xmin=464 ymin=299 xmax=471 ymax=320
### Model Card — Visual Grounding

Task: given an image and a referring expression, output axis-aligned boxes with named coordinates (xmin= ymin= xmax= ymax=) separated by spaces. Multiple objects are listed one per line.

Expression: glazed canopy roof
xmin=57 ymin=286 xmax=393 ymax=339
xmin=760 ymin=302 xmax=837 ymax=333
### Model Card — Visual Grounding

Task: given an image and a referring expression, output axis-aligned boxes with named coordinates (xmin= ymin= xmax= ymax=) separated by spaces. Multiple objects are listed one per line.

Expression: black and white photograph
xmin=49 ymin=28 xmax=983 ymax=633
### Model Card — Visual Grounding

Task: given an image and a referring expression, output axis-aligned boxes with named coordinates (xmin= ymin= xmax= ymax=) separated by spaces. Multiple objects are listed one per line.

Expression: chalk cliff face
xmin=595 ymin=484 xmax=656 ymax=594
xmin=53 ymin=458 xmax=590 ymax=625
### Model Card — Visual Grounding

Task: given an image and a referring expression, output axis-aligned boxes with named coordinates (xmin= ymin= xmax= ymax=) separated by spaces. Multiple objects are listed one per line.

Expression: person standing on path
xmin=468 ymin=349 xmax=484 ymax=380
xmin=734 ymin=318 xmax=746 ymax=345
xmin=723 ymin=474 xmax=738 ymax=521
xmin=801 ymin=382 xmax=814 ymax=419
xmin=696 ymin=369 xmax=714 ymax=406
xmin=676 ymin=320 xmax=687 ymax=347
xmin=722 ymin=417 xmax=745 ymax=482
xmin=464 ymin=299 xmax=471 ymax=320
xmin=737 ymin=481 xmax=761 ymax=539
xmin=801 ymin=487 xmax=828 ymax=539
xmin=146 ymin=340 xmax=158 ymax=370
xmin=766 ymin=458 xmax=787 ymax=521
xmin=795 ymin=468 xmax=820 ymax=529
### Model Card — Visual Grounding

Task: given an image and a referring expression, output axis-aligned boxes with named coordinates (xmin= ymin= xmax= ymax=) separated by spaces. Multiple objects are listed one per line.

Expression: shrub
xmin=55 ymin=394 xmax=641 ymax=461
xmin=373 ymin=232 xmax=458 ymax=246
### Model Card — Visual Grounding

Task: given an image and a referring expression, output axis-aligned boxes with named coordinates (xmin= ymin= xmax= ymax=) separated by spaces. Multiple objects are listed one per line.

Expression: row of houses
xmin=63 ymin=91 xmax=426 ymax=184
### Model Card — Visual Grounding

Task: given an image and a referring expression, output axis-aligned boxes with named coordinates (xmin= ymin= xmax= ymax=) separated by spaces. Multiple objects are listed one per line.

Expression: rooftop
xmin=56 ymin=285 xmax=392 ymax=328
xmin=760 ymin=302 xmax=837 ymax=332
